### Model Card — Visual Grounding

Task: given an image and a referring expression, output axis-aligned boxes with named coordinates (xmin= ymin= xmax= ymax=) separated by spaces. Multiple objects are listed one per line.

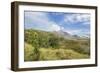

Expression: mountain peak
xmin=57 ymin=30 xmax=71 ymax=35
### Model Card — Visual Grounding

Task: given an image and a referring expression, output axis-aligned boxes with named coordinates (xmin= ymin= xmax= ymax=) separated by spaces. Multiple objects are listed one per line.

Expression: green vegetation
xmin=24 ymin=29 xmax=90 ymax=61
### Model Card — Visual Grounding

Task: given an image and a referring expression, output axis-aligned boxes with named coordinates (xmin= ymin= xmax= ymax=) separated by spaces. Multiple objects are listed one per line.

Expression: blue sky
xmin=24 ymin=11 xmax=90 ymax=36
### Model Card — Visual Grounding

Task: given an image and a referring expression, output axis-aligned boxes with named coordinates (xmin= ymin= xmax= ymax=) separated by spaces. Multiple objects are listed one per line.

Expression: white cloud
xmin=64 ymin=14 xmax=90 ymax=25
xmin=60 ymin=27 xmax=64 ymax=30
xmin=51 ymin=23 xmax=61 ymax=31
xmin=25 ymin=11 xmax=61 ymax=31
xmin=64 ymin=29 xmax=81 ymax=35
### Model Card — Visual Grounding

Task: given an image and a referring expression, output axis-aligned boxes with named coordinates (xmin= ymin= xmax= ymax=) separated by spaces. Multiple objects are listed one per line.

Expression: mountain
xmin=54 ymin=30 xmax=71 ymax=37
xmin=53 ymin=30 xmax=90 ymax=40
xmin=53 ymin=30 xmax=81 ymax=40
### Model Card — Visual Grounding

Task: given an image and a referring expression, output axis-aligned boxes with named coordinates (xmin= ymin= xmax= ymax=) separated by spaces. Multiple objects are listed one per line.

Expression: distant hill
xmin=52 ymin=30 xmax=89 ymax=40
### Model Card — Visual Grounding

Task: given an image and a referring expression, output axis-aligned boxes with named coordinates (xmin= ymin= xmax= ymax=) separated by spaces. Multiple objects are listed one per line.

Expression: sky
xmin=24 ymin=11 xmax=90 ymax=36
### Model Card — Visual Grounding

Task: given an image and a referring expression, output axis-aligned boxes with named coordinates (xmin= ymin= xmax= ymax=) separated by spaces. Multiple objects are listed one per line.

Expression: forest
xmin=24 ymin=29 xmax=90 ymax=61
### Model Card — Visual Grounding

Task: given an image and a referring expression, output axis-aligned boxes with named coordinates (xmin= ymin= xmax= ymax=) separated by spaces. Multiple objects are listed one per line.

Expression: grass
xmin=24 ymin=43 xmax=35 ymax=61
xmin=24 ymin=43 xmax=89 ymax=61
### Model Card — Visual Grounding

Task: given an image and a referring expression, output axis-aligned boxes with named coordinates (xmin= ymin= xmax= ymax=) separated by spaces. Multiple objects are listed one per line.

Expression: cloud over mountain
xmin=25 ymin=11 xmax=90 ymax=36
xmin=25 ymin=11 xmax=61 ymax=31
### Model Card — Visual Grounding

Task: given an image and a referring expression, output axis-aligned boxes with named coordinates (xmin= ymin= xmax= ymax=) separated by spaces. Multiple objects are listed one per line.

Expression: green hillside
xmin=24 ymin=29 xmax=90 ymax=61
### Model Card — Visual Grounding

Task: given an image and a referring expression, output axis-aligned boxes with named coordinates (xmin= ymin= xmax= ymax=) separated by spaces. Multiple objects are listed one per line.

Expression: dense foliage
xmin=24 ymin=29 xmax=90 ymax=61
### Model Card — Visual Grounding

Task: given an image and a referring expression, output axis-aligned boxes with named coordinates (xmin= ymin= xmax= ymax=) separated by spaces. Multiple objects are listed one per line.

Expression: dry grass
xmin=24 ymin=43 xmax=89 ymax=61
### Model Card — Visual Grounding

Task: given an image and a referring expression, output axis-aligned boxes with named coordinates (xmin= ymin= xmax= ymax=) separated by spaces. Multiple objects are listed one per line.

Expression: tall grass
xmin=24 ymin=43 xmax=89 ymax=61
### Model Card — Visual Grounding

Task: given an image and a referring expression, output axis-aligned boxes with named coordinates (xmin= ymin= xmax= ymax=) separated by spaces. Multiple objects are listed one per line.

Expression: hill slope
xmin=24 ymin=29 xmax=90 ymax=61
